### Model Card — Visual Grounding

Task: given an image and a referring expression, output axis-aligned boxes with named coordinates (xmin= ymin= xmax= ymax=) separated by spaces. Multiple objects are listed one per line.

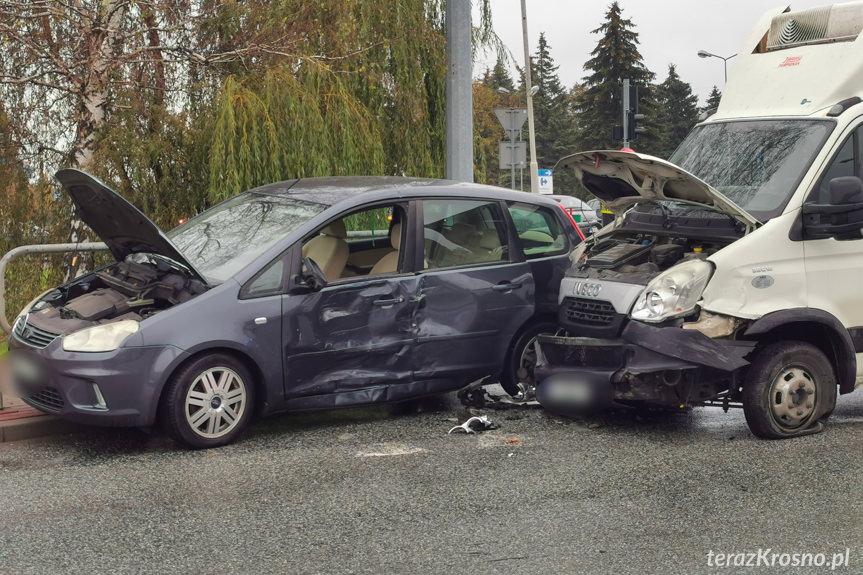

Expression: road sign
xmin=538 ymin=169 xmax=553 ymax=195
xmin=494 ymin=108 xmax=528 ymax=139
xmin=499 ymin=141 xmax=526 ymax=170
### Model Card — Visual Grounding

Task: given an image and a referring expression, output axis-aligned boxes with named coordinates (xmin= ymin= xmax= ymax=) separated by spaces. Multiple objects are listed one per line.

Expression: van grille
xmin=564 ymin=298 xmax=616 ymax=326
xmin=13 ymin=319 xmax=59 ymax=349
xmin=28 ymin=387 xmax=64 ymax=412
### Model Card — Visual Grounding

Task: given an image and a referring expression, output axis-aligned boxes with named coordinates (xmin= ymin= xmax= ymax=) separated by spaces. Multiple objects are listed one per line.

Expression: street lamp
xmin=697 ymin=50 xmax=737 ymax=83
xmin=521 ymin=0 xmax=539 ymax=193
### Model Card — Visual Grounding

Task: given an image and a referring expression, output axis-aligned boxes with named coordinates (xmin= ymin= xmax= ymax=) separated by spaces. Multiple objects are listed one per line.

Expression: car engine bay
xmin=22 ymin=255 xmax=207 ymax=337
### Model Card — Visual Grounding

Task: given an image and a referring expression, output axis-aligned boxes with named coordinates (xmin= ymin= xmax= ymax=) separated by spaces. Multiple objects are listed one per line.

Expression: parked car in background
xmin=549 ymin=194 xmax=600 ymax=235
xmin=9 ymin=171 xmax=580 ymax=448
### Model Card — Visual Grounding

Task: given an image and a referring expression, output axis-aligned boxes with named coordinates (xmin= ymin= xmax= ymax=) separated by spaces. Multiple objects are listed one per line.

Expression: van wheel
xmin=501 ymin=321 xmax=559 ymax=397
xmin=161 ymin=353 xmax=255 ymax=449
xmin=742 ymin=341 xmax=836 ymax=439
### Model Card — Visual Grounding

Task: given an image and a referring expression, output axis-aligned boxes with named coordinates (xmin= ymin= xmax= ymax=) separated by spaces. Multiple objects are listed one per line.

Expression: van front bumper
xmin=535 ymin=321 xmax=755 ymax=412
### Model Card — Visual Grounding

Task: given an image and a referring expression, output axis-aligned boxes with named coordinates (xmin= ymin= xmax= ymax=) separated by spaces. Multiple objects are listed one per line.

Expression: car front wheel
xmin=742 ymin=341 xmax=836 ymax=439
xmin=161 ymin=353 xmax=255 ymax=449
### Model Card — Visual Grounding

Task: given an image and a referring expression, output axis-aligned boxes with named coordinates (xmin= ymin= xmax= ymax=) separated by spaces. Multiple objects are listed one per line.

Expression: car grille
xmin=563 ymin=298 xmax=616 ymax=326
xmin=28 ymin=387 xmax=65 ymax=412
xmin=13 ymin=319 xmax=60 ymax=349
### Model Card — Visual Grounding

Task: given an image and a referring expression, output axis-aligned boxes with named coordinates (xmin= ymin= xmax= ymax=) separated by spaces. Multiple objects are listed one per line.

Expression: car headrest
xmin=390 ymin=223 xmax=402 ymax=250
xmin=321 ymin=220 xmax=347 ymax=239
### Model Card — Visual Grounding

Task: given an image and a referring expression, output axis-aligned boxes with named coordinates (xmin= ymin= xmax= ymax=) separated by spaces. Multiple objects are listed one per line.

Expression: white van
xmin=535 ymin=2 xmax=863 ymax=439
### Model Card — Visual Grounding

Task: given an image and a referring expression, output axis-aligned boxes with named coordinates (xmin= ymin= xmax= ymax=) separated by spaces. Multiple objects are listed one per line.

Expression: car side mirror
xmin=300 ymin=257 xmax=328 ymax=290
xmin=803 ymin=176 xmax=863 ymax=240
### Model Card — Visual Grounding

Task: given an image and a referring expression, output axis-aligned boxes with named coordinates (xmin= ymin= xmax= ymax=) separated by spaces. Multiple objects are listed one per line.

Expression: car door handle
xmin=373 ymin=296 xmax=405 ymax=307
xmin=492 ymin=282 xmax=522 ymax=292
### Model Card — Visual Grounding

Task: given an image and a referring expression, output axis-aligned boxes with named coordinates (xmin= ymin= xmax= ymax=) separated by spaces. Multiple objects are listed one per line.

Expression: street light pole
xmin=697 ymin=50 xmax=737 ymax=83
xmin=521 ymin=0 xmax=539 ymax=194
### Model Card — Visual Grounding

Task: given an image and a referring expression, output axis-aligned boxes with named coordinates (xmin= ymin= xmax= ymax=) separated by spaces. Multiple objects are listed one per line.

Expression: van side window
xmin=422 ymin=199 xmax=509 ymax=269
xmin=507 ymin=202 xmax=568 ymax=258
xmin=816 ymin=133 xmax=856 ymax=203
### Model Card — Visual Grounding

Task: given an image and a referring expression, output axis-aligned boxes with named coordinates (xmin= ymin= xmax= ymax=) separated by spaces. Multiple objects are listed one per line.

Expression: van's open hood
xmin=558 ymin=150 xmax=760 ymax=229
xmin=55 ymin=169 xmax=208 ymax=284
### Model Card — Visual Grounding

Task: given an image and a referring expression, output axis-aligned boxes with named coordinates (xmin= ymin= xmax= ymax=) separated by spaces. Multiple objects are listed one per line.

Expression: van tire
xmin=161 ymin=353 xmax=255 ymax=449
xmin=742 ymin=341 xmax=836 ymax=439
xmin=501 ymin=320 xmax=559 ymax=397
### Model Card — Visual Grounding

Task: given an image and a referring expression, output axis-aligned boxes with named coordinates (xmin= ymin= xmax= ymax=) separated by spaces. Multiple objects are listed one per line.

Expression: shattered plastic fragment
xmin=448 ymin=415 xmax=495 ymax=434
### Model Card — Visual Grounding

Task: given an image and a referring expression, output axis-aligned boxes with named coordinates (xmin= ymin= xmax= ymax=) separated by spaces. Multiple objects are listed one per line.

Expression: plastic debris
xmin=448 ymin=415 xmax=495 ymax=434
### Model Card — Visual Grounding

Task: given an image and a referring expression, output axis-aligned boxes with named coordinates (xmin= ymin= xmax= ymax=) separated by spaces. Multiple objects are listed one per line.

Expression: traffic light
xmin=627 ymin=85 xmax=646 ymax=140
xmin=627 ymin=110 xmax=646 ymax=140
xmin=613 ymin=80 xmax=646 ymax=143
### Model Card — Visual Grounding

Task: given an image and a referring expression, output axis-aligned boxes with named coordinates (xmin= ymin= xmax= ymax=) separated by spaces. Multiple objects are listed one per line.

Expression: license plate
xmin=545 ymin=378 xmax=592 ymax=405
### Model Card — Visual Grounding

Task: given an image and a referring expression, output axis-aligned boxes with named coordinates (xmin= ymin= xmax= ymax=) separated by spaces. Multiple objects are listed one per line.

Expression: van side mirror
xmin=803 ymin=176 xmax=863 ymax=240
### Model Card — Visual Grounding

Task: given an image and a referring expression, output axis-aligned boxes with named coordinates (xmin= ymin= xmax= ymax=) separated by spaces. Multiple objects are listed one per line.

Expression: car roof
xmin=549 ymin=194 xmax=586 ymax=205
xmin=246 ymin=176 xmax=564 ymax=209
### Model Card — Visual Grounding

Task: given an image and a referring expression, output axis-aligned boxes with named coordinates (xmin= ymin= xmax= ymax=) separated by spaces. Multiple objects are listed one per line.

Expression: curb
xmin=0 ymin=413 xmax=82 ymax=443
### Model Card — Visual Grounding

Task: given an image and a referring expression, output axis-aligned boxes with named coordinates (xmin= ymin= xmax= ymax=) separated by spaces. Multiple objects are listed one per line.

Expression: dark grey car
xmin=9 ymin=170 xmax=580 ymax=447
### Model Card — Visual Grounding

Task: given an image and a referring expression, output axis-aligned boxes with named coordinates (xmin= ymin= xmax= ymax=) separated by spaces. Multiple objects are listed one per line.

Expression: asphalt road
xmin=2 ymin=389 xmax=863 ymax=575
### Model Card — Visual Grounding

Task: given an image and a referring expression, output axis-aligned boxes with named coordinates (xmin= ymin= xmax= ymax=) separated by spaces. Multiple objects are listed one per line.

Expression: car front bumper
xmin=8 ymin=339 xmax=187 ymax=427
xmin=535 ymin=321 xmax=755 ymax=412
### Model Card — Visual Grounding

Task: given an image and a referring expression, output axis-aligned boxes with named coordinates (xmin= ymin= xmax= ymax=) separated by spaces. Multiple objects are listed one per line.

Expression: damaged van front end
xmin=534 ymin=116 xmax=853 ymax=438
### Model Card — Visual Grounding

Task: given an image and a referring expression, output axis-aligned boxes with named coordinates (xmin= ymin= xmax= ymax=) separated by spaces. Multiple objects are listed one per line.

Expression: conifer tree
xmin=655 ymin=64 xmax=699 ymax=158
xmin=529 ymin=34 xmax=578 ymax=194
xmin=705 ymin=85 xmax=723 ymax=112
xmin=574 ymin=2 xmax=661 ymax=154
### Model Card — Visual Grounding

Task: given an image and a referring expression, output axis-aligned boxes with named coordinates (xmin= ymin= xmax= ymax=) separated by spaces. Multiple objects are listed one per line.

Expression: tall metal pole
xmin=622 ymin=78 xmax=630 ymax=149
xmin=521 ymin=0 xmax=539 ymax=193
xmin=509 ymin=109 xmax=516 ymax=189
xmin=445 ymin=0 xmax=473 ymax=182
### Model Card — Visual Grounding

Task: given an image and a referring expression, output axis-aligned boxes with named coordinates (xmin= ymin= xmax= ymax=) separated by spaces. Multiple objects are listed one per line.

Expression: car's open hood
xmin=55 ymin=169 xmax=208 ymax=284
xmin=557 ymin=150 xmax=760 ymax=229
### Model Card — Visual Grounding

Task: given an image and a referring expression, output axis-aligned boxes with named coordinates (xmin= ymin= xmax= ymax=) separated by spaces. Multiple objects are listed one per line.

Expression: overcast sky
xmin=478 ymin=0 xmax=830 ymax=104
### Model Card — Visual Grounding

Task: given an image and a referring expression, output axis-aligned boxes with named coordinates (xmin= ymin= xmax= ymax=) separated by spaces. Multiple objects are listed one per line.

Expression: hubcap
xmin=184 ymin=367 xmax=247 ymax=439
xmin=769 ymin=366 xmax=817 ymax=430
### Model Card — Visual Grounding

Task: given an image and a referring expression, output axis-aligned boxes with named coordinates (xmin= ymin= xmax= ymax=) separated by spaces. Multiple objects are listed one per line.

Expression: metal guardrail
xmin=0 ymin=243 xmax=108 ymax=335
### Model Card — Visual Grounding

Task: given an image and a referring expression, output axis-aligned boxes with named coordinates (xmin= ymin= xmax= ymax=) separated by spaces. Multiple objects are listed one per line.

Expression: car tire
xmin=161 ymin=353 xmax=256 ymax=449
xmin=742 ymin=341 xmax=836 ymax=439
xmin=500 ymin=320 xmax=559 ymax=397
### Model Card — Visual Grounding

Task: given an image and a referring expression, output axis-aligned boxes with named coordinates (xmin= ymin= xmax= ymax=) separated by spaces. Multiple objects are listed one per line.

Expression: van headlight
xmin=62 ymin=320 xmax=140 ymax=353
xmin=630 ymin=260 xmax=713 ymax=323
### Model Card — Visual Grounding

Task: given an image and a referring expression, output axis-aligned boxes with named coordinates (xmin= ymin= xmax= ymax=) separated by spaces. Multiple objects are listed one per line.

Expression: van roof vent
xmin=767 ymin=3 xmax=863 ymax=50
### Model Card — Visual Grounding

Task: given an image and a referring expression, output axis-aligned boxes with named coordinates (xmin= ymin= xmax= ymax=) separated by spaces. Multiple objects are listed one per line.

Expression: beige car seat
xmin=302 ymin=220 xmax=349 ymax=281
xmin=369 ymin=223 xmax=401 ymax=275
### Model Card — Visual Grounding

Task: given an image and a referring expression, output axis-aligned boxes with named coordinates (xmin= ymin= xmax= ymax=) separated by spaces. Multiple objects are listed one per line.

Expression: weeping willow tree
xmin=205 ymin=0 xmax=494 ymax=203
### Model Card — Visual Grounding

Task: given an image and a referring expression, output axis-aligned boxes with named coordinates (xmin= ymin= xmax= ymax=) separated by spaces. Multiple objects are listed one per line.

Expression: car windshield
xmin=668 ymin=119 xmax=833 ymax=220
xmin=168 ymin=193 xmax=326 ymax=282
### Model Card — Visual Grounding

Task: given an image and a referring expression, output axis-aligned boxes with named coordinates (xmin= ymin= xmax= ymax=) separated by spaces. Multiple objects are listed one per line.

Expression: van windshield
xmin=669 ymin=119 xmax=833 ymax=221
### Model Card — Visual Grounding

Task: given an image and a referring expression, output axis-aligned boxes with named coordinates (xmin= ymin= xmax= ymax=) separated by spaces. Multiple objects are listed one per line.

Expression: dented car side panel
xmin=282 ymin=275 xmax=421 ymax=398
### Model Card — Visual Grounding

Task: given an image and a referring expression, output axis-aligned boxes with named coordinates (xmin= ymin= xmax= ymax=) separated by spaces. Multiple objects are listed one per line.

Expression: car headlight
xmin=62 ymin=320 xmax=140 ymax=353
xmin=630 ymin=259 xmax=713 ymax=323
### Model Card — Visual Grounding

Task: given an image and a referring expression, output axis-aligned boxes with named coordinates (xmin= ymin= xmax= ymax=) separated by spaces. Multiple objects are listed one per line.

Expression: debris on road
xmin=448 ymin=415 xmax=495 ymax=435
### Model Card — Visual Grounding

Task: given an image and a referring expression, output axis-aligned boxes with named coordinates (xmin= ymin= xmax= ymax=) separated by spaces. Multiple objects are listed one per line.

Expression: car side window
xmin=422 ymin=199 xmax=509 ymax=269
xmin=241 ymin=258 xmax=285 ymax=299
xmin=507 ymin=202 xmax=568 ymax=258
xmin=301 ymin=203 xmax=407 ymax=282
